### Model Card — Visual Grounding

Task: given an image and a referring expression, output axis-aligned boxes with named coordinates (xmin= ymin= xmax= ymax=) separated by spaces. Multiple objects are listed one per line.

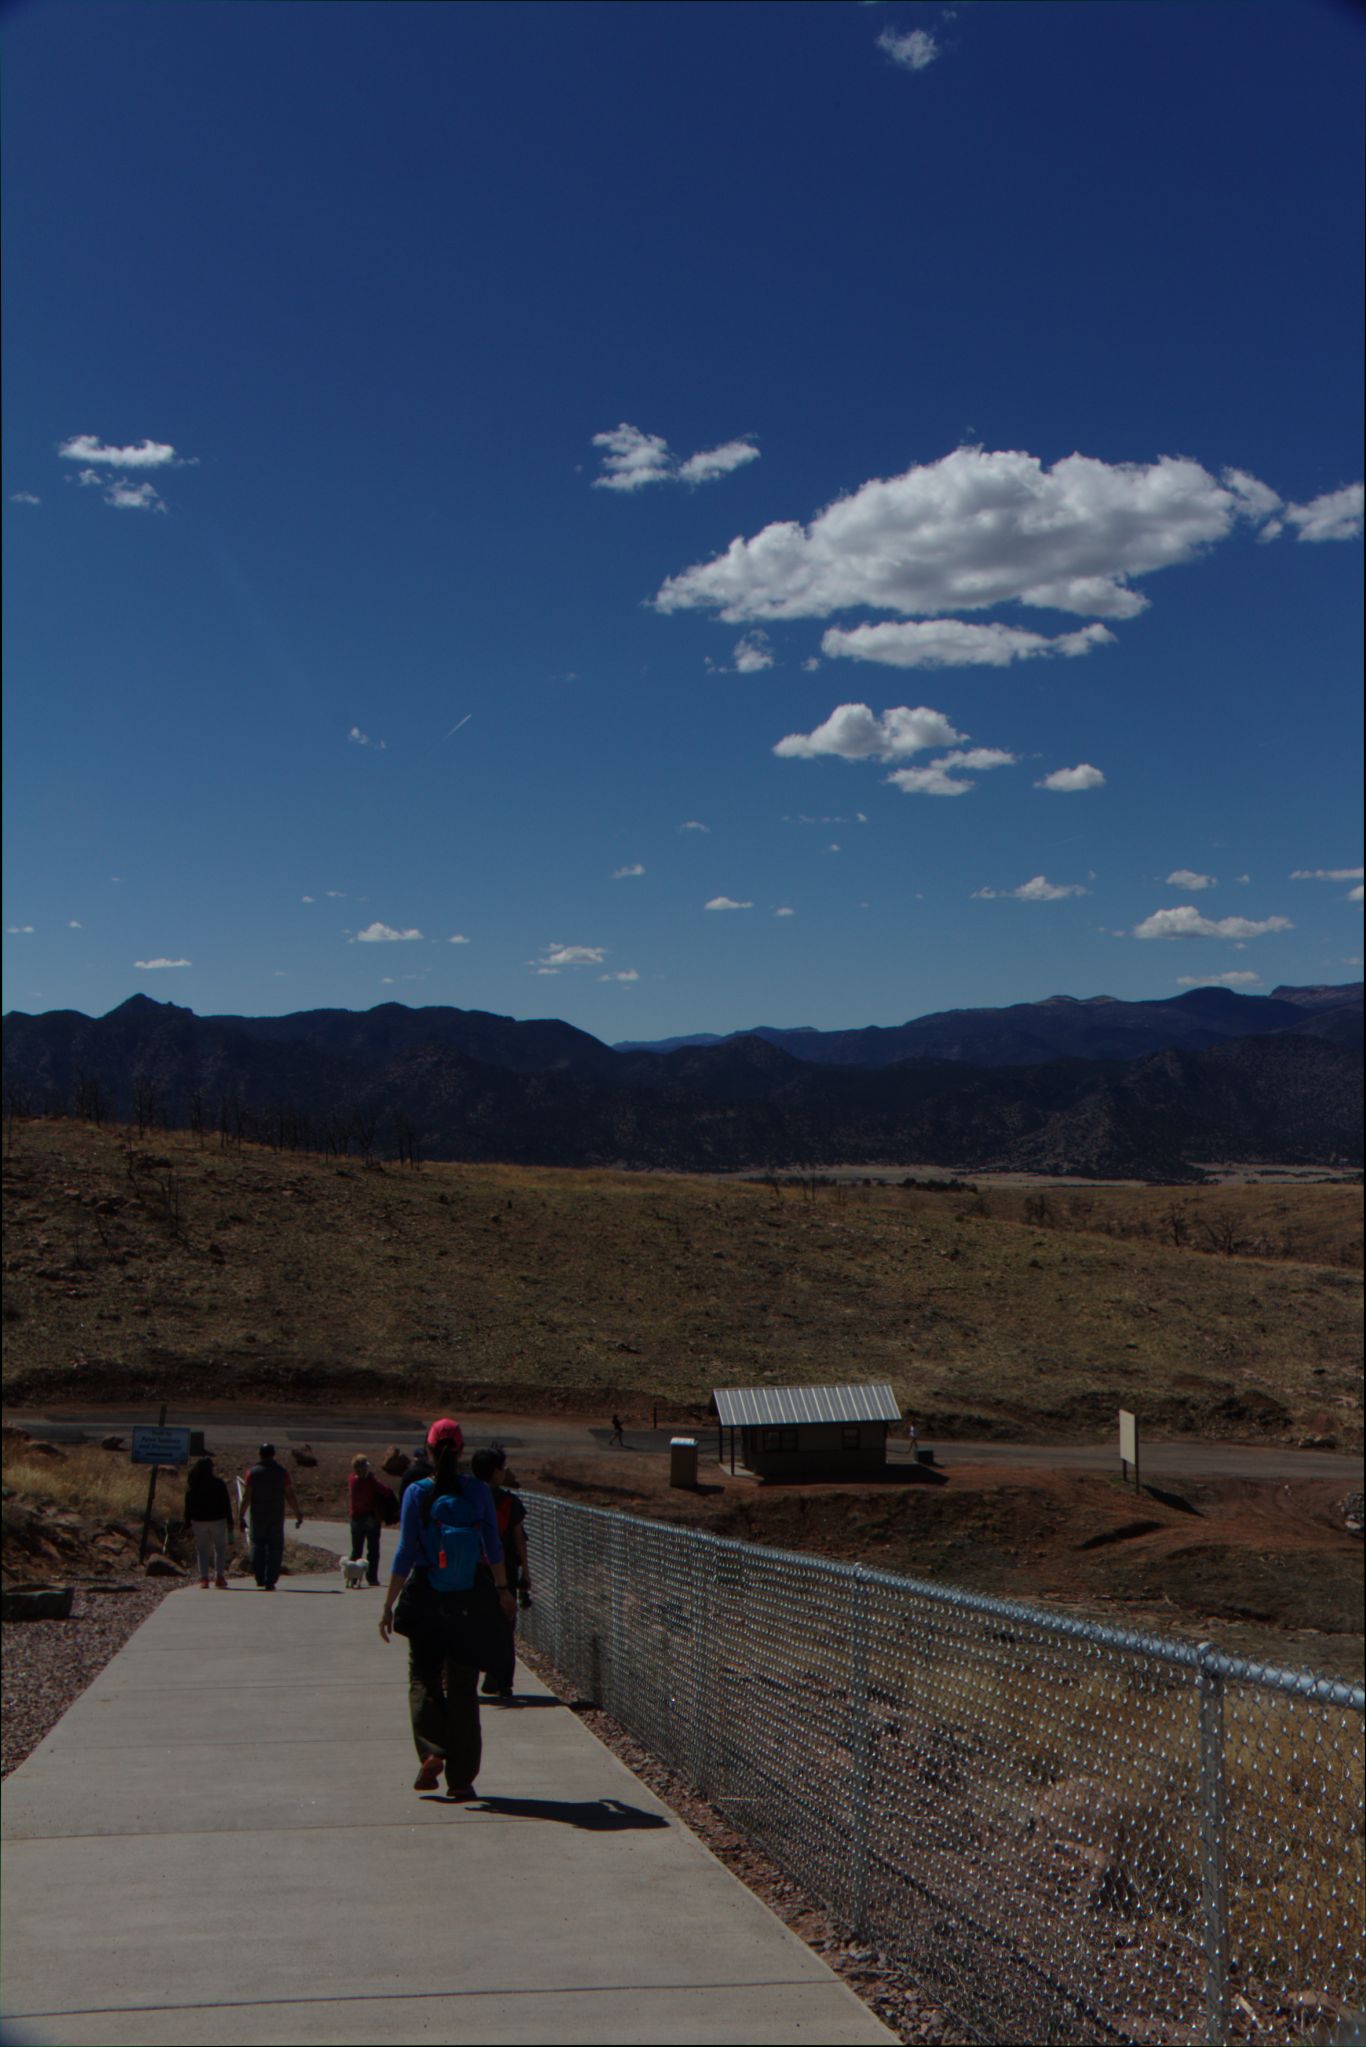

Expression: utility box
xmin=670 ymin=1437 xmax=698 ymax=1488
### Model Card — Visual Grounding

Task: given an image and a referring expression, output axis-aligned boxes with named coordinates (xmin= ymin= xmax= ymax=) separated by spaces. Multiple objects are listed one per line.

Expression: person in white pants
xmin=183 ymin=1454 xmax=235 ymax=1589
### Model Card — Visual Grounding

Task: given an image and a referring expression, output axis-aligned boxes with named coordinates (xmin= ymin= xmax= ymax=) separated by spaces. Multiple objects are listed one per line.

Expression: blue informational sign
xmin=130 ymin=1425 xmax=193 ymax=1467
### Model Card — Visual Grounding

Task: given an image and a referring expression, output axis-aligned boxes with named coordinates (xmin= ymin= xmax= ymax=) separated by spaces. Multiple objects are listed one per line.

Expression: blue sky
xmin=3 ymin=0 xmax=1362 ymax=1042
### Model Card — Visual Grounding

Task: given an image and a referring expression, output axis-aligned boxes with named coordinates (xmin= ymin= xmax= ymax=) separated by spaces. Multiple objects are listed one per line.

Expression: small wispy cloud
xmin=348 ymin=726 xmax=386 ymax=750
xmin=1349 ymin=884 xmax=1365 ymax=904
xmin=1262 ymin=482 xmax=1364 ymax=545
xmin=354 ymin=922 xmax=423 ymax=942
xmin=877 ymin=25 xmax=939 ymax=71
xmin=774 ymin=906 xmax=795 ymax=917
xmin=447 ymin=934 xmax=470 ymax=945
xmin=591 ymin=422 xmax=759 ymax=492
xmin=302 ymin=895 xmax=315 ymax=903
xmin=1166 ymin=869 xmax=1217 ymax=891
xmin=680 ymin=820 xmax=711 ymax=833
xmin=824 ymin=620 xmax=1114 ymax=671
xmin=134 ymin=956 xmax=191 ymax=968
xmin=106 ymin=479 xmax=167 ymax=512
xmin=9 ymin=491 xmax=40 ymax=505
xmin=58 ymin=435 xmax=179 ymax=469
xmin=705 ymin=896 xmax=753 ymax=911
xmin=732 ymin=631 xmax=774 ymax=674
xmin=1132 ymin=908 xmax=1292 ymax=940
xmin=68 ymin=920 xmax=83 ymax=929
xmin=1177 ymin=971 xmax=1262 ymax=987
xmin=887 ymin=748 xmax=1017 ymax=797
xmin=1037 ymin=764 xmax=1105 ymax=793
xmin=7 ymin=924 xmax=35 ymax=934
xmin=1291 ymin=867 xmax=1363 ymax=882
xmin=535 ymin=943 xmax=607 ymax=969
xmin=600 ymin=969 xmax=640 ymax=983
xmin=973 ymin=876 xmax=1087 ymax=902
xmin=612 ymin=863 xmax=646 ymax=879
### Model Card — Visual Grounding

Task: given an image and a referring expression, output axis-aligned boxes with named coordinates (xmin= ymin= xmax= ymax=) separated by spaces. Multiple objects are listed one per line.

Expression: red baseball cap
xmin=426 ymin=1418 xmax=464 ymax=1452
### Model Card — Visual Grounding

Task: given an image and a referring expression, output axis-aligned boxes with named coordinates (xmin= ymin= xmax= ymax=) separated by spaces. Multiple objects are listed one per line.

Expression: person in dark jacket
xmin=184 ymin=1455 xmax=235 ymax=1589
xmin=241 ymin=1443 xmax=302 ymax=1591
xmin=398 ymin=1445 xmax=433 ymax=1499
xmin=347 ymin=1454 xmax=384 ymax=1587
xmin=472 ymin=1446 xmax=530 ymax=1702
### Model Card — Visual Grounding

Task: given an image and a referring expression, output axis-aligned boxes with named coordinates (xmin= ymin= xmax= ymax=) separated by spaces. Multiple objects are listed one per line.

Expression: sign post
xmin=133 ymin=1408 xmax=193 ymax=1560
xmin=1118 ymin=1408 xmax=1140 ymax=1494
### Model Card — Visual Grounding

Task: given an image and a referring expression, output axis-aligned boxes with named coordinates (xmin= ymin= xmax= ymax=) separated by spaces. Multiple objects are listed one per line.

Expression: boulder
xmin=2 ymin=1585 xmax=74 ymax=1621
xmin=100 ymin=1435 xmax=126 ymax=1452
xmin=144 ymin=1554 xmax=186 ymax=1578
xmin=291 ymin=1444 xmax=318 ymax=1467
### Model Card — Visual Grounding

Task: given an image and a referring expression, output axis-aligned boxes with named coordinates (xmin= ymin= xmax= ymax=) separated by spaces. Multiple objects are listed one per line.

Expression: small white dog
xmin=341 ymin=1557 xmax=367 ymax=1589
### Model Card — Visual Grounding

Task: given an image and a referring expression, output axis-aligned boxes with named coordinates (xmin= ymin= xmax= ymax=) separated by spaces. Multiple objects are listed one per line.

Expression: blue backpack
xmin=417 ymin=1477 xmax=483 ymax=1592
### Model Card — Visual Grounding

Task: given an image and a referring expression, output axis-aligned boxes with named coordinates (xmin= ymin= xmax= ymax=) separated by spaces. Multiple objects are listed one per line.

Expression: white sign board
xmin=1118 ymin=1410 xmax=1138 ymax=1466
xmin=130 ymin=1425 xmax=193 ymax=1467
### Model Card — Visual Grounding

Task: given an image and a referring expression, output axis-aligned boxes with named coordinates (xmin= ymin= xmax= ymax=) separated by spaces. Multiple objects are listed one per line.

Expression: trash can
xmin=670 ymin=1437 xmax=698 ymax=1488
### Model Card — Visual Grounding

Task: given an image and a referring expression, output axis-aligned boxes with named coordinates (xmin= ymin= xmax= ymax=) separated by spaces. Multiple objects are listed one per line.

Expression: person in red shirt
xmin=347 ymin=1454 xmax=385 ymax=1587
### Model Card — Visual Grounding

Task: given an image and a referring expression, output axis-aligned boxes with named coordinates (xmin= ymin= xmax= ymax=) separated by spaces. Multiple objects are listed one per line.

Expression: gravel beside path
xmin=517 ymin=1640 xmax=972 ymax=2047
xmin=2 ymin=1580 xmax=178 ymax=1779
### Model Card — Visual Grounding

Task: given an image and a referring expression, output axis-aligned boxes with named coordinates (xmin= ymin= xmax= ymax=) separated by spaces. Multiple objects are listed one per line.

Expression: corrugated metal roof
xmin=712 ymin=1383 xmax=901 ymax=1428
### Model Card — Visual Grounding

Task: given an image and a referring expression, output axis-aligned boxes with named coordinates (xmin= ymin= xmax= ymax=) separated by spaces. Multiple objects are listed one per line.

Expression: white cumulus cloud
xmin=1166 ymin=869 xmax=1217 ymax=891
xmin=9 ymin=491 xmax=40 ymax=505
xmin=823 ymin=619 xmax=1114 ymax=670
xmin=447 ymin=934 xmax=470 ymax=944
xmin=600 ymin=969 xmax=640 ymax=983
xmin=592 ymin=423 xmax=758 ymax=492
xmin=706 ymin=896 xmax=753 ymax=911
xmin=1177 ymin=971 xmax=1263 ymax=987
xmin=612 ymin=863 xmax=646 ymax=879
xmin=59 ymin=434 xmax=178 ymax=469
xmin=877 ymin=26 xmax=939 ymax=70
xmin=1132 ymin=908 xmax=1292 ymax=940
xmin=1349 ymin=884 xmax=1365 ymax=903
xmin=654 ymin=446 xmax=1282 ymax=627
xmin=134 ymin=956 xmax=191 ymax=968
xmin=973 ymin=876 xmax=1087 ymax=901
xmin=354 ymin=922 xmax=423 ymax=942
xmin=775 ymin=703 xmax=965 ymax=761
xmin=1037 ymin=763 xmax=1106 ymax=793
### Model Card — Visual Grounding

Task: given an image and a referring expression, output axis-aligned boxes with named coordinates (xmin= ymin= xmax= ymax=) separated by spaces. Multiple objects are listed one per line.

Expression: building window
xmin=763 ymin=1428 xmax=798 ymax=1452
xmin=841 ymin=1426 xmax=861 ymax=1450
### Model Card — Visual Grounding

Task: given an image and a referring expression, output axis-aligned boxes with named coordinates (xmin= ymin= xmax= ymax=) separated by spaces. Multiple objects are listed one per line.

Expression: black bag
xmin=392 ymin=1566 xmax=502 ymax=1671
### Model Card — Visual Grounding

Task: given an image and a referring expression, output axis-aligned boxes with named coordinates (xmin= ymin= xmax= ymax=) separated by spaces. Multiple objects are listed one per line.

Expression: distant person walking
xmin=184 ymin=1454 xmax=234 ymax=1590
xmin=399 ymin=1443 xmax=433 ymax=1500
xmin=905 ymin=1417 xmax=919 ymax=1455
xmin=471 ymin=1447 xmax=531 ymax=1701
xmin=609 ymin=1414 xmax=625 ymax=1448
xmin=379 ymin=1419 xmax=515 ymax=1799
xmin=241 ymin=1443 xmax=303 ymax=1591
xmin=347 ymin=1454 xmax=384 ymax=1587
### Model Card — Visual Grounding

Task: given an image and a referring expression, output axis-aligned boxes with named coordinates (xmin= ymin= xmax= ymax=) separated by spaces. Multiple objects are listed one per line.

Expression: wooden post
xmin=138 ymin=1401 xmax=167 ymax=1561
xmin=1119 ymin=1408 xmax=1140 ymax=1493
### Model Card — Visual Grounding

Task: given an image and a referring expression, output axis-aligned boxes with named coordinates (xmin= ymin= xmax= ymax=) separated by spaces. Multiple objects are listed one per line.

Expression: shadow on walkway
xmin=464 ymin=1794 xmax=670 ymax=1831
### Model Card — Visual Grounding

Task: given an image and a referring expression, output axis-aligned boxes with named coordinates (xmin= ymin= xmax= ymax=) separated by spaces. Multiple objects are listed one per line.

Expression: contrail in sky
xmin=442 ymin=714 xmax=472 ymax=741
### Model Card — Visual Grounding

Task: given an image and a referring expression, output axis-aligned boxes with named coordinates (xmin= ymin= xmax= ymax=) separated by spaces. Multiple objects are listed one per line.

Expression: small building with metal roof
xmin=711 ymin=1383 xmax=902 ymax=1479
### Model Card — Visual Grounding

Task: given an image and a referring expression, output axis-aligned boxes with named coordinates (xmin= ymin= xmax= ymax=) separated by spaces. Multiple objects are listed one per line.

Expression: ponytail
xmin=432 ymin=1441 xmax=462 ymax=1494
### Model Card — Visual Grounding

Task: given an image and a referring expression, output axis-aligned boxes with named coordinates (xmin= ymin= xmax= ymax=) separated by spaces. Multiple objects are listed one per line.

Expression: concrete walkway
xmin=1 ymin=1520 xmax=891 ymax=2046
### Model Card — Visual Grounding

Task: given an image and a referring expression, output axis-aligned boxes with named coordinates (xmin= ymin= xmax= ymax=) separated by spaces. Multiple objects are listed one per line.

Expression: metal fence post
xmin=1197 ymin=1643 xmax=1230 ymax=2047
xmin=690 ymin=1539 xmax=711 ymax=1798
xmin=850 ymin=1571 xmax=873 ymax=1938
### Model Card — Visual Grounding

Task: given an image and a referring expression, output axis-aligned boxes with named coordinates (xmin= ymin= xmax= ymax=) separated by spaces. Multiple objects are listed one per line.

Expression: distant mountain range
xmin=2 ymin=983 xmax=1360 ymax=1181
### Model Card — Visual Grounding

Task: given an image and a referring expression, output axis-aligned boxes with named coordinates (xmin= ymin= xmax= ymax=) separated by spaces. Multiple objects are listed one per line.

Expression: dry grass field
xmin=3 ymin=1118 xmax=1361 ymax=1448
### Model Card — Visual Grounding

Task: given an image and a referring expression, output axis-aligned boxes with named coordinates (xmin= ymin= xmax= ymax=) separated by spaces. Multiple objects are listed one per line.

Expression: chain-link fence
xmin=519 ymin=1493 xmax=1364 ymax=2046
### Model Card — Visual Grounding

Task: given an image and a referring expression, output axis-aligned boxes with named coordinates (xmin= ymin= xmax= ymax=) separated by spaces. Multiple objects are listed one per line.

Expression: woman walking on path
xmin=378 ymin=1419 xmax=515 ymax=1799
xmin=347 ymin=1454 xmax=384 ymax=1587
xmin=184 ymin=1454 xmax=234 ymax=1589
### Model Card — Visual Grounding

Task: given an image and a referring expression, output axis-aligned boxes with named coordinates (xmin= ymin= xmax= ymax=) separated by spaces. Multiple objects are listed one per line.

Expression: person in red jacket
xmin=347 ymin=1454 xmax=385 ymax=1587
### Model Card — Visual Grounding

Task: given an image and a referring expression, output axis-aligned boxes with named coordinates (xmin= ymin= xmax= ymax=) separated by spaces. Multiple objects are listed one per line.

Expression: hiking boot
xmin=414 ymin=1756 xmax=443 ymax=1792
xmin=214 ymin=1575 xmax=230 ymax=1589
xmin=198 ymin=1578 xmax=211 ymax=1589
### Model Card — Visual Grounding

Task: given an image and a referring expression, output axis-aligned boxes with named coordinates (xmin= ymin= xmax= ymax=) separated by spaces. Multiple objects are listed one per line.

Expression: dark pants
xmin=408 ymin=1638 xmax=482 ymax=1789
xmin=349 ymin=1514 xmax=381 ymax=1584
xmin=482 ymin=1601 xmax=517 ymax=1695
xmin=251 ymin=1524 xmax=285 ymax=1588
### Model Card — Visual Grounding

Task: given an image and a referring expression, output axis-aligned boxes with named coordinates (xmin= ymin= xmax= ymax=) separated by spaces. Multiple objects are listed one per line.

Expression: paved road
xmin=0 ymin=1517 xmax=890 ymax=2046
xmin=10 ymin=1409 xmax=1362 ymax=1484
